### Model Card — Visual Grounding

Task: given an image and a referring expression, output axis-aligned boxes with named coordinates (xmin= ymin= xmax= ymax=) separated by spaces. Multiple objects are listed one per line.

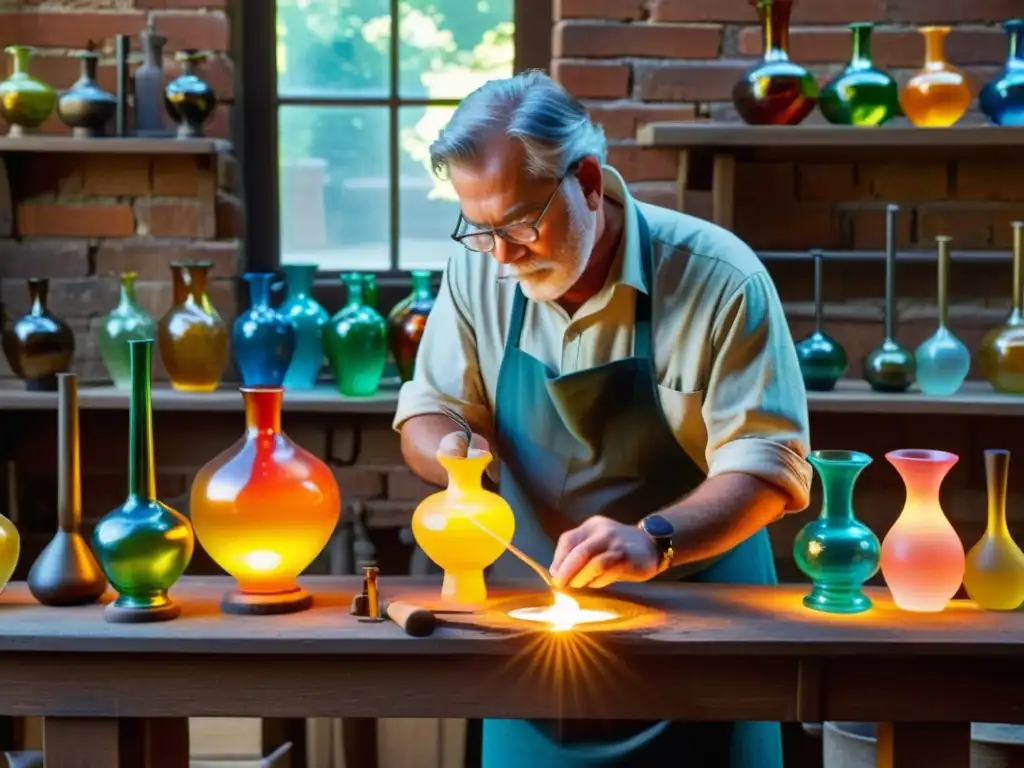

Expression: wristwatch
xmin=638 ymin=514 xmax=675 ymax=574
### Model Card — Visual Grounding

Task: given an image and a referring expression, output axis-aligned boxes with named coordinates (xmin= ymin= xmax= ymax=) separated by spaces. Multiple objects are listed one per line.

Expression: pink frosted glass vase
xmin=881 ymin=449 xmax=965 ymax=612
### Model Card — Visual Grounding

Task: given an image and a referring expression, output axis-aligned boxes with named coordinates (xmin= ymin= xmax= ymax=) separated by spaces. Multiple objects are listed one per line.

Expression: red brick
xmin=333 ymin=467 xmax=385 ymax=500
xmin=387 ymin=468 xmax=437 ymax=501
xmin=606 ymin=144 xmax=679 ymax=182
xmin=554 ymin=0 xmax=647 ymax=20
xmin=94 ymin=239 xmax=238 ymax=279
xmin=0 ymin=11 xmax=145 ymax=49
xmin=886 ymin=0 xmax=1024 ymax=24
xmin=955 ymin=162 xmax=1024 ymax=202
xmin=552 ymin=60 xmax=631 ymax=99
xmin=847 ymin=206 xmax=915 ymax=250
xmin=151 ymin=10 xmax=230 ymax=51
xmin=134 ymin=199 xmax=215 ymax=238
xmin=1 ymin=277 xmax=120 ymax=318
xmin=215 ymin=191 xmax=243 ymax=238
xmin=859 ymin=162 xmax=949 ymax=201
xmin=737 ymin=27 xmax=1008 ymax=67
xmin=356 ymin=421 xmax=403 ymax=464
xmin=733 ymin=204 xmax=842 ymax=251
xmin=18 ymin=203 xmax=135 ymax=238
xmin=0 ymin=239 xmax=90 ymax=278
xmin=80 ymin=155 xmax=152 ymax=197
xmin=634 ymin=61 xmax=749 ymax=102
xmin=796 ymin=163 xmax=861 ymax=202
xmin=734 ymin=162 xmax=795 ymax=204
xmin=135 ymin=0 xmax=227 ymax=8
xmin=790 ymin=0 xmax=886 ymax=23
xmin=651 ymin=0 xmax=885 ymax=23
xmin=554 ymin=21 xmax=722 ymax=59
xmin=151 ymin=155 xmax=214 ymax=197
xmin=586 ymin=102 xmax=697 ymax=139
xmin=918 ymin=204 xmax=1017 ymax=249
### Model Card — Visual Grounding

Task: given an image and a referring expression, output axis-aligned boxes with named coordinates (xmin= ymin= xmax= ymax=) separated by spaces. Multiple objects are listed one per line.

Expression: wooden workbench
xmin=5 ymin=575 xmax=1022 ymax=767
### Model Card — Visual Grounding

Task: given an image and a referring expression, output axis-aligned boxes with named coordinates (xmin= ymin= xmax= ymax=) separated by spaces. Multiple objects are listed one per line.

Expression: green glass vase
xmin=794 ymin=450 xmax=881 ymax=614
xmin=92 ymin=339 xmax=195 ymax=623
xmin=795 ymin=250 xmax=847 ymax=391
xmin=98 ymin=272 xmax=158 ymax=390
xmin=323 ymin=273 xmax=387 ymax=397
xmin=363 ymin=273 xmax=379 ymax=310
xmin=0 ymin=46 xmax=57 ymax=136
xmin=819 ymin=23 xmax=900 ymax=126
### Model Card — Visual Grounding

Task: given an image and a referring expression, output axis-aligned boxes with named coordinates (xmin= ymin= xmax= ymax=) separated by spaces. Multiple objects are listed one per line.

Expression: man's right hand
xmin=438 ymin=431 xmax=490 ymax=458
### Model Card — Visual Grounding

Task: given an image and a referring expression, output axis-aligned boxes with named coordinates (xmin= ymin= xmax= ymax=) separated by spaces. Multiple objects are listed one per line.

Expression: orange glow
xmin=508 ymin=591 xmax=619 ymax=632
xmin=881 ymin=449 xmax=965 ymax=612
xmin=190 ymin=387 xmax=341 ymax=597
xmin=411 ymin=450 xmax=514 ymax=606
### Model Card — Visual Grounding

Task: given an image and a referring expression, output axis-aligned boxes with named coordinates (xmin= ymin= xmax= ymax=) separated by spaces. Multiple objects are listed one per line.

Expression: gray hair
xmin=429 ymin=69 xmax=607 ymax=181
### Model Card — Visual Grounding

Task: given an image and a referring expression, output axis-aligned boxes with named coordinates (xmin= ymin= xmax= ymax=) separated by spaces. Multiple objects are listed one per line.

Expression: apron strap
xmin=504 ymin=204 xmax=656 ymax=359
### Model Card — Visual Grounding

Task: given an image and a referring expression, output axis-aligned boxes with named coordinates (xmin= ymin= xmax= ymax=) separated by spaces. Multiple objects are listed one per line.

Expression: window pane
xmin=398 ymin=105 xmax=460 ymax=270
xmin=279 ymin=106 xmax=390 ymax=271
xmin=398 ymin=0 xmax=515 ymax=100
xmin=277 ymin=0 xmax=389 ymax=98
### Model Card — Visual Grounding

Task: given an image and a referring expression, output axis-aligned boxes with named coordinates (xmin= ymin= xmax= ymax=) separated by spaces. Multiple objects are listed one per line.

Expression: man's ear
xmin=575 ymin=156 xmax=604 ymax=212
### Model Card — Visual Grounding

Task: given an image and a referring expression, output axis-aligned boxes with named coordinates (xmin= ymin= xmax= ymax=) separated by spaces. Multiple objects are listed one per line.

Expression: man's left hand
xmin=549 ymin=516 xmax=661 ymax=590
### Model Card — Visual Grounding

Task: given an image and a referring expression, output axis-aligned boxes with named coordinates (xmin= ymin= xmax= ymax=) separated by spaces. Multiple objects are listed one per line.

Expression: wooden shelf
xmin=0 ymin=136 xmax=230 ymax=155
xmin=760 ymin=249 xmax=1010 ymax=263
xmin=807 ymin=380 xmax=1024 ymax=416
xmin=636 ymin=123 xmax=1024 ymax=150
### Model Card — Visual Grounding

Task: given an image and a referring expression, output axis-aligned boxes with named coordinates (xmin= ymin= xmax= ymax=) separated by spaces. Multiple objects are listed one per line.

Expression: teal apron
xmin=482 ymin=209 xmax=783 ymax=768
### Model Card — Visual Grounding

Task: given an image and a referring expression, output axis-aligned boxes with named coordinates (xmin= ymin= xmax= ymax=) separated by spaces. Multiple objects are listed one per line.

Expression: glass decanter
xmin=979 ymin=222 xmax=1024 ymax=393
xmin=914 ymin=235 xmax=970 ymax=396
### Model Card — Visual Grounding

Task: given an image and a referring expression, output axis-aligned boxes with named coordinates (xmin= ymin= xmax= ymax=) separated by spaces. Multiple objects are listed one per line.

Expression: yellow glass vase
xmin=979 ymin=222 xmax=1024 ymax=393
xmin=900 ymin=26 xmax=972 ymax=127
xmin=0 ymin=512 xmax=19 ymax=595
xmin=964 ymin=449 xmax=1024 ymax=611
xmin=411 ymin=450 xmax=515 ymax=606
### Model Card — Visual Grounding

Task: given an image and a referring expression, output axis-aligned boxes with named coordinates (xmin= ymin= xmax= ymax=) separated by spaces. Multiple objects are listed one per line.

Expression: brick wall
xmin=0 ymin=0 xmax=239 ymax=384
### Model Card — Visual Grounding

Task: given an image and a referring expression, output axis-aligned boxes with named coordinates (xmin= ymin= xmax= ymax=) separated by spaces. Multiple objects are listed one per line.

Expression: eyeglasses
xmin=450 ymin=174 xmax=567 ymax=254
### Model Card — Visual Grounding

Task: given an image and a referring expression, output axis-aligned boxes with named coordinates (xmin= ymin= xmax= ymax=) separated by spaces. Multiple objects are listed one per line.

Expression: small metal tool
xmin=358 ymin=565 xmax=383 ymax=623
xmin=469 ymin=517 xmax=556 ymax=589
xmin=439 ymin=404 xmax=473 ymax=447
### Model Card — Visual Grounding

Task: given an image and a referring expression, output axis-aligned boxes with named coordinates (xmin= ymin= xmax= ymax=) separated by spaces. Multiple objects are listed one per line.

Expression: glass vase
xmin=98 ymin=272 xmax=157 ymax=390
xmin=794 ymin=450 xmax=880 ymax=614
xmin=863 ymin=204 xmax=915 ymax=393
xmin=1 ymin=277 xmax=75 ymax=391
xmin=980 ymin=20 xmax=1024 ymax=126
xmin=732 ymin=0 xmax=818 ymax=126
xmin=388 ymin=270 xmax=436 ymax=383
xmin=795 ymin=250 xmax=847 ymax=391
xmin=56 ymin=49 xmax=117 ymax=138
xmin=164 ymin=50 xmax=217 ymax=139
xmin=158 ymin=260 xmax=229 ymax=393
xmin=280 ymin=264 xmax=329 ymax=391
xmin=323 ymin=272 xmax=388 ymax=397
xmin=963 ymin=449 xmax=1024 ymax=611
xmin=880 ymin=449 xmax=964 ymax=613
xmin=232 ymin=272 xmax=296 ymax=387
xmin=0 ymin=46 xmax=57 ymax=136
xmin=914 ymin=235 xmax=970 ymax=396
xmin=900 ymin=26 xmax=972 ymax=127
xmin=92 ymin=339 xmax=195 ymax=623
xmin=979 ymin=222 xmax=1024 ymax=393
xmin=191 ymin=386 xmax=342 ymax=615
xmin=363 ymin=273 xmax=379 ymax=310
xmin=412 ymin=448 xmax=515 ymax=606
xmin=27 ymin=373 xmax=106 ymax=607
xmin=819 ymin=23 xmax=899 ymax=126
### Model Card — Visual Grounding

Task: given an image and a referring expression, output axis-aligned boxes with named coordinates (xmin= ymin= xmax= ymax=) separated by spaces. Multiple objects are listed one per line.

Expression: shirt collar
xmin=601 ymin=164 xmax=648 ymax=295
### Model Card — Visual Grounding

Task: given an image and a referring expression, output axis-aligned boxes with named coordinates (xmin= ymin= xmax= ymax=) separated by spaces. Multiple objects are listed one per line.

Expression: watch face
xmin=642 ymin=514 xmax=674 ymax=538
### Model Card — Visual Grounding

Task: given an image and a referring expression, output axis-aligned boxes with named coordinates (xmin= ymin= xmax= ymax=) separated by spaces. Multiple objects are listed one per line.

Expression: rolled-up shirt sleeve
xmin=392 ymin=255 xmax=493 ymax=434
xmin=702 ymin=270 xmax=812 ymax=512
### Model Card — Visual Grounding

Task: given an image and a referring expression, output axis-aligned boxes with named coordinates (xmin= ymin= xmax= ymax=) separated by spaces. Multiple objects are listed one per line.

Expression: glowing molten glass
xmin=508 ymin=591 xmax=618 ymax=632
xmin=881 ymin=449 xmax=965 ymax=613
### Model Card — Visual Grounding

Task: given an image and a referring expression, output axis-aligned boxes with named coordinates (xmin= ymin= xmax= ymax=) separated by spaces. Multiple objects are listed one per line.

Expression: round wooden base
xmin=104 ymin=600 xmax=181 ymax=624
xmin=221 ymin=587 xmax=313 ymax=616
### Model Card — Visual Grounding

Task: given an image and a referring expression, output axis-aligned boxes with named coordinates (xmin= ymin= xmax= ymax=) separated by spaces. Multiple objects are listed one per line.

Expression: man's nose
xmin=491 ymin=237 xmax=527 ymax=265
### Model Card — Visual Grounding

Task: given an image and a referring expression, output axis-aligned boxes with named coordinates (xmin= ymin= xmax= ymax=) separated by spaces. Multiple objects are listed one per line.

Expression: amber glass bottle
xmin=157 ymin=261 xmax=229 ymax=392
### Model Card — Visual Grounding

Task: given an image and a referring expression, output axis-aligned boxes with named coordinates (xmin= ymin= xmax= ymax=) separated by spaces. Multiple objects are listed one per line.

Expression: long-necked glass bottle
xmin=980 ymin=222 xmax=1024 ymax=393
xmin=795 ymin=250 xmax=847 ymax=391
xmin=820 ymin=23 xmax=899 ymax=126
xmin=914 ymin=236 xmax=970 ymax=396
xmin=92 ymin=339 xmax=195 ymax=623
xmin=323 ymin=273 xmax=387 ymax=397
xmin=98 ymin=272 xmax=157 ymax=390
xmin=980 ymin=20 xmax=1024 ymax=126
xmin=281 ymin=264 xmax=329 ymax=391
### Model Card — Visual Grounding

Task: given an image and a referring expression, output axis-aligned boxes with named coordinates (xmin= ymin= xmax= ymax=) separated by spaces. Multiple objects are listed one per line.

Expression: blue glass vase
xmin=794 ymin=450 xmax=881 ymax=614
xmin=232 ymin=273 xmax=296 ymax=387
xmin=980 ymin=20 xmax=1024 ymax=126
xmin=915 ymin=235 xmax=970 ymax=396
xmin=280 ymin=264 xmax=328 ymax=390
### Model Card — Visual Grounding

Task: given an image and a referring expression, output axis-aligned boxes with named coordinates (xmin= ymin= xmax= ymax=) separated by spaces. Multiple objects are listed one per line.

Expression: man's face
xmin=449 ymin=138 xmax=599 ymax=303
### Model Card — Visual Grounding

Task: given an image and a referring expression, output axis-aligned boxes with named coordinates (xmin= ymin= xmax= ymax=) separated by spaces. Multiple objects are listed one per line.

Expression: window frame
xmin=231 ymin=0 xmax=552 ymax=281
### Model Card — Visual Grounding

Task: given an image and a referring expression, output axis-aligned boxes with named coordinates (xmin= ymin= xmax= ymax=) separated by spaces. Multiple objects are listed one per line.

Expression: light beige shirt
xmin=393 ymin=166 xmax=812 ymax=512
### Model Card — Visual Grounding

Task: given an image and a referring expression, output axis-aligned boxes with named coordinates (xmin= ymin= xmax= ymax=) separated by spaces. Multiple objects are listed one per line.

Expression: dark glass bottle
xmin=388 ymin=270 xmax=436 ymax=382
xmin=2 ymin=277 xmax=75 ymax=391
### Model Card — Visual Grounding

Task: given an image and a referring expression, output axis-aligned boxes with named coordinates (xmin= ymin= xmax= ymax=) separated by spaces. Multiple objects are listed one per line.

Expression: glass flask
xmin=819 ymin=23 xmax=900 ymax=126
xmin=914 ymin=235 xmax=970 ymax=396
xmin=795 ymin=250 xmax=847 ymax=391
xmin=979 ymin=20 xmax=1024 ymax=126
xmin=863 ymin=204 xmax=914 ymax=392
xmin=900 ymin=26 xmax=972 ymax=127
xmin=979 ymin=222 xmax=1024 ymax=393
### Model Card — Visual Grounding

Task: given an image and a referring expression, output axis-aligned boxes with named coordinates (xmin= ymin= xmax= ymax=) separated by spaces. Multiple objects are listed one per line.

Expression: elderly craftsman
xmin=394 ymin=70 xmax=811 ymax=768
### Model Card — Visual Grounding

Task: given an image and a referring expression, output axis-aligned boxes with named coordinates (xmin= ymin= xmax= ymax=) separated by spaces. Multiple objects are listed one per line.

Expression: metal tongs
xmin=438 ymin=404 xmax=556 ymax=590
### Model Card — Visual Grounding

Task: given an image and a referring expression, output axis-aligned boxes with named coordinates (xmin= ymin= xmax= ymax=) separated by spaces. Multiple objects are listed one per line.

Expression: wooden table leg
xmin=876 ymin=722 xmax=971 ymax=768
xmin=43 ymin=718 xmax=188 ymax=768
xmin=675 ymin=150 xmax=690 ymax=213
xmin=711 ymin=153 xmax=736 ymax=230
xmin=263 ymin=718 xmax=306 ymax=767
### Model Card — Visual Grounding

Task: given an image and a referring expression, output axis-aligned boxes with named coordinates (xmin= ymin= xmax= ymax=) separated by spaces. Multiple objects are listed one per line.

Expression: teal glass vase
xmin=323 ymin=273 xmax=387 ymax=397
xmin=794 ymin=450 xmax=881 ymax=614
xmin=795 ymin=250 xmax=847 ymax=391
xmin=92 ymin=339 xmax=195 ymax=623
xmin=915 ymin=235 xmax=970 ymax=396
xmin=819 ymin=23 xmax=900 ymax=126
xmin=281 ymin=264 xmax=329 ymax=391
xmin=97 ymin=272 xmax=157 ymax=390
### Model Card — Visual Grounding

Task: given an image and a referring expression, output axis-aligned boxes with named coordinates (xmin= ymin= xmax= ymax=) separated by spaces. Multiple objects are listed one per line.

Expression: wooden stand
xmin=220 ymin=586 xmax=313 ymax=616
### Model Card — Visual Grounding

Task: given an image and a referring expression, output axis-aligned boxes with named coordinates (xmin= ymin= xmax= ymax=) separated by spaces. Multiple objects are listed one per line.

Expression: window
xmin=273 ymin=0 xmax=541 ymax=274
